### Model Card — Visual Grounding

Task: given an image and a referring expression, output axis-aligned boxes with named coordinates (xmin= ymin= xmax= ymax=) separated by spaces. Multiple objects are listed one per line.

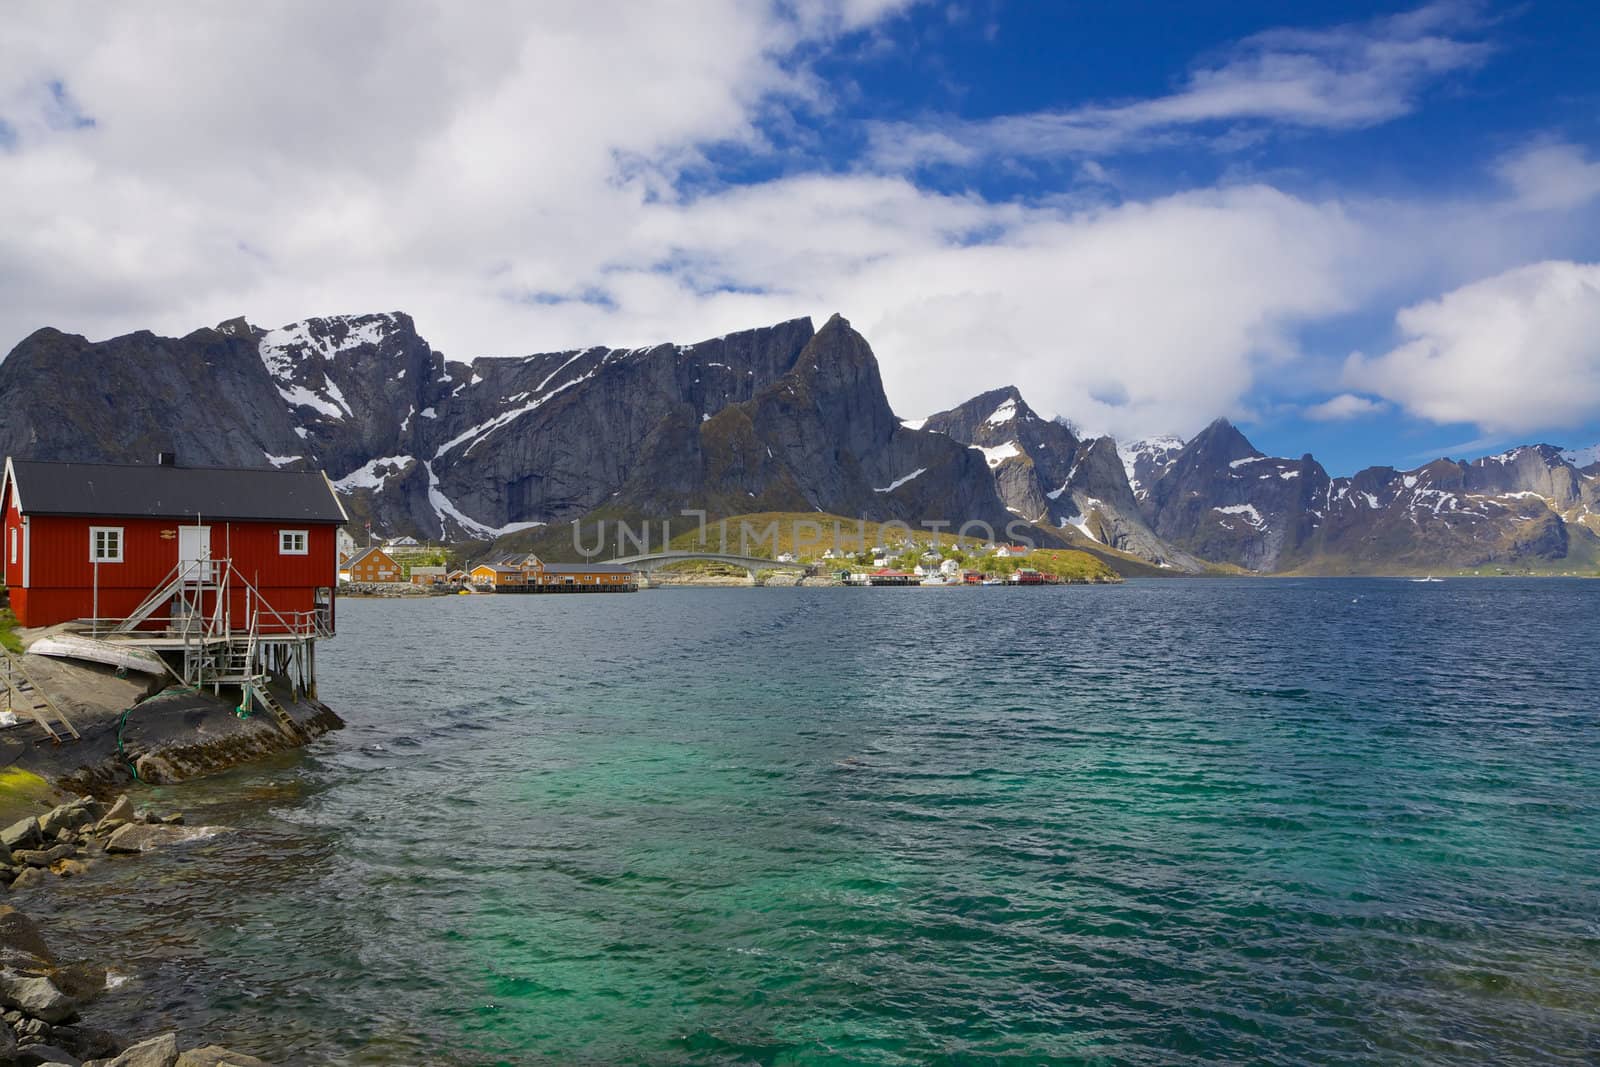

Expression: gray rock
xmin=38 ymin=804 xmax=90 ymax=837
xmin=133 ymin=754 xmax=179 ymax=785
xmin=102 ymin=824 xmax=205 ymax=855
xmin=89 ymin=1032 xmax=177 ymax=1067
xmin=16 ymin=1041 xmax=83 ymax=1066
xmin=50 ymin=1025 xmax=122 ymax=1061
xmin=0 ymin=905 xmax=58 ymax=972
xmin=174 ymin=1046 xmax=270 ymax=1067
xmin=98 ymin=796 xmax=134 ymax=828
xmin=0 ymin=974 xmax=77 ymax=1024
xmin=9 ymin=867 xmax=51 ymax=891
xmin=48 ymin=964 xmax=106 ymax=1005
xmin=157 ymin=814 xmax=184 ymax=827
xmin=2 ymin=817 xmax=42 ymax=851
xmin=14 ymin=844 xmax=77 ymax=868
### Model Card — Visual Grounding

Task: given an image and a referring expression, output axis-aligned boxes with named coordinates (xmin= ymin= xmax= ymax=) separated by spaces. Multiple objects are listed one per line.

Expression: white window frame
xmin=279 ymin=529 xmax=309 ymax=556
xmin=8 ymin=527 xmax=15 ymax=565
xmin=90 ymin=526 xmax=124 ymax=563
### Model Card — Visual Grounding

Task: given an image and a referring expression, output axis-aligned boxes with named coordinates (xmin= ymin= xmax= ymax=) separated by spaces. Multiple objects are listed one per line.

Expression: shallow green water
xmin=28 ymin=580 xmax=1600 ymax=1064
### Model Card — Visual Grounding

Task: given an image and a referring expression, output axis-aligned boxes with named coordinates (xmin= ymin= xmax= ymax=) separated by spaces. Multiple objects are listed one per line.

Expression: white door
xmin=178 ymin=525 xmax=213 ymax=583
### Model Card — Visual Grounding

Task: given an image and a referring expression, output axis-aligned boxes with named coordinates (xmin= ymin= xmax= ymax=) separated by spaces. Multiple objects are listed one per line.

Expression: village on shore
xmin=337 ymin=526 xmax=1119 ymax=596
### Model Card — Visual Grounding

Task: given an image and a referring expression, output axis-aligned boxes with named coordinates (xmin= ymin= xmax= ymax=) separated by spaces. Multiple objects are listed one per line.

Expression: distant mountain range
xmin=2 ymin=312 xmax=1597 ymax=575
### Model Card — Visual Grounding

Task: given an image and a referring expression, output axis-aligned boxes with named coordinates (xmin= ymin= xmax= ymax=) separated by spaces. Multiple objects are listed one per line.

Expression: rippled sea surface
xmin=28 ymin=580 xmax=1600 ymax=1065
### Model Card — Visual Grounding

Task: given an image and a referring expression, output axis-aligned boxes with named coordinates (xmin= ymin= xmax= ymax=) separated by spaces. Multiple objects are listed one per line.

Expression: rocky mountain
xmin=922 ymin=381 xmax=1600 ymax=574
xmin=2 ymin=307 xmax=1596 ymax=574
xmin=583 ymin=314 xmax=1019 ymax=533
xmin=0 ymin=311 xmax=1021 ymax=545
xmin=920 ymin=388 xmax=1198 ymax=569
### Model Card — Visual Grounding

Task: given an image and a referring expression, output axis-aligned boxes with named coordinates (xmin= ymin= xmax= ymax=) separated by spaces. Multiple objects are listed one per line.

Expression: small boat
xmin=27 ymin=633 xmax=168 ymax=675
xmin=981 ymin=578 xmax=1004 ymax=586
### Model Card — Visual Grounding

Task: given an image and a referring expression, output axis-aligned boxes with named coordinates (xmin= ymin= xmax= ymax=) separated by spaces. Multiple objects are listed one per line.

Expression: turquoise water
xmin=30 ymin=580 xmax=1600 ymax=1064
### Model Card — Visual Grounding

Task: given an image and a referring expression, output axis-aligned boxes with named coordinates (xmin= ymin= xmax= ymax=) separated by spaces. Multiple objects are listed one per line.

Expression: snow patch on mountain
xmin=334 ymin=455 xmax=415 ymax=492
xmin=985 ymin=398 xmax=1018 ymax=426
xmin=874 ymin=468 xmax=927 ymax=492
xmin=1115 ymin=435 xmax=1184 ymax=495
xmin=973 ymin=441 xmax=1021 ymax=467
xmin=1213 ymin=503 xmax=1266 ymax=529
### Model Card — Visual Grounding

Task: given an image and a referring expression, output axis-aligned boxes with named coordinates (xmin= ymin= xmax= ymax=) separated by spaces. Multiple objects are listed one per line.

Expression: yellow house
xmin=470 ymin=563 xmax=526 ymax=587
xmin=346 ymin=547 xmax=402 ymax=583
xmin=534 ymin=562 xmax=638 ymax=590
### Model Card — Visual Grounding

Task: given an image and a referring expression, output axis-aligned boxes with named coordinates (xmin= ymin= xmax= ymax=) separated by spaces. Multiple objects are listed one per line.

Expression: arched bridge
xmin=605 ymin=550 xmax=809 ymax=582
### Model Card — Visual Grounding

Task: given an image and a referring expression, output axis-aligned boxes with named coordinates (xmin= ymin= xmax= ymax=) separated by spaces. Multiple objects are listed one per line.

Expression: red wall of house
xmin=4 ymin=506 xmax=340 ymax=630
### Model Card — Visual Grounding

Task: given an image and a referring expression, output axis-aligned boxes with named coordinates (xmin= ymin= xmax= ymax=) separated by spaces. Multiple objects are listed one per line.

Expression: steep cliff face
xmin=0 ymin=313 xmax=818 ymax=539
xmin=0 ymin=325 xmax=300 ymax=468
xmin=617 ymin=315 xmax=1019 ymax=530
xmin=422 ymin=317 xmax=817 ymax=536
xmin=1142 ymin=419 xmax=1332 ymax=572
xmin=921 ymin=388 xmax=1198 ymax=568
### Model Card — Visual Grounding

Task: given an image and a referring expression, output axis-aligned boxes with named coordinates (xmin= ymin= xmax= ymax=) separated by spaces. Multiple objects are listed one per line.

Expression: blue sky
xmin=2 ymin=1 xmax=1599 ymax=474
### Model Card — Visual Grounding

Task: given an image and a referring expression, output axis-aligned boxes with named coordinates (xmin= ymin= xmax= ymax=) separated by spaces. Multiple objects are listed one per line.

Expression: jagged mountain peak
xmin=259 ymin=311 xmax=416 ymax=365
xmin=213 ymin=316 xmax=262 ymax=340
xmin=1171 ymin=418 xmax=1261 ymax=471
xmin=1116 ymin=434 xmax=1185 ymax=499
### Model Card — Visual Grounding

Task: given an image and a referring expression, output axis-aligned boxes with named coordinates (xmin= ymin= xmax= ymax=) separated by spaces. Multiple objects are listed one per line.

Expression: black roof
xmin=5 ymin=459 xmax=348 ymax=523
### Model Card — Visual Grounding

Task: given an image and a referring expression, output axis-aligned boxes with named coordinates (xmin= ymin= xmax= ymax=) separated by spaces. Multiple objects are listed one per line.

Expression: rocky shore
xmin=0 ymin=646 xmax=345 ymax=1065
xmin=335 ymin=581 xmax=441 ymax=598
xmin=1 ymin=655 xmax=340 ymax=794
xmin=2 ymin=797 xmax=271 ymax=1065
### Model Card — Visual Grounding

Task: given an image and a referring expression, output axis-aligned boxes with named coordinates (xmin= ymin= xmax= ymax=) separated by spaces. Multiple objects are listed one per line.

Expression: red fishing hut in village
xmin=2 ymin=454 xmax=346 ymax=703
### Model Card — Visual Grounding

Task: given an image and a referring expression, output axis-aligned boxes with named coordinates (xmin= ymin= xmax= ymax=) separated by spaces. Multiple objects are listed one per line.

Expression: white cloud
xmin=867 ymin=1 xmax=1489 ymax=167
xmin=0 ymin=0 xmax=1593 ymax=453
xmin=1496 ymin=142 xmax=1600 ymax=213
xmin=1345 ymin=261 xmax=1600 ymax=433
xmin=1304 ymin=393 xmax=1389 ymax=420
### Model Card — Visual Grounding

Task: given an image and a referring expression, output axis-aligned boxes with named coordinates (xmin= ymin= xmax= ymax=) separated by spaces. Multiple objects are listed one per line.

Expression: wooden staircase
xmin=1 ymin=652 xmax=81 ymax=742
xmin=247 ymin=680 xmax=302 ymax=739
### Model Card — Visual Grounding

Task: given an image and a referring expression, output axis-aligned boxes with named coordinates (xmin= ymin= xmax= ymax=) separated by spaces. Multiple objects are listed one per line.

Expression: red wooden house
xmin=2 ymin=455 xmax=347 ymax=633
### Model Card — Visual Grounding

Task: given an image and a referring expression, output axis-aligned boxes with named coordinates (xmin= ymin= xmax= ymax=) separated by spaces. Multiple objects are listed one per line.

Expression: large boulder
xmin=131 ymin=756 xmax=179 ymax=786
xmin=16 ymin=1042 xmax=85 ymax=1065
xmin=0 ymin=972 xmax=78 ymax=1024
xmin=0 ymin=905 xmax=57 ymax=973
xmin=92 ymin=797 xmax=135 ymax=836
xmin=39 ymin=801 xmax=95 ymax=837
xmin=9 ymin=866 xmax=51 ymax=891
xmin=14 ymin=844 xmax=77 ymax=868
xmin=51 ymin=962 xmax=108 ymax=1004
xmin=51 ymin=1024 xmax=124 ymax=1062
xmin=86 ymin=1032 xmax=178 ymax=1067
xmin=103 ymin=824 xmax=208 ymax=855
xmin=2 ymin=816 xmax=43 ymax=851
